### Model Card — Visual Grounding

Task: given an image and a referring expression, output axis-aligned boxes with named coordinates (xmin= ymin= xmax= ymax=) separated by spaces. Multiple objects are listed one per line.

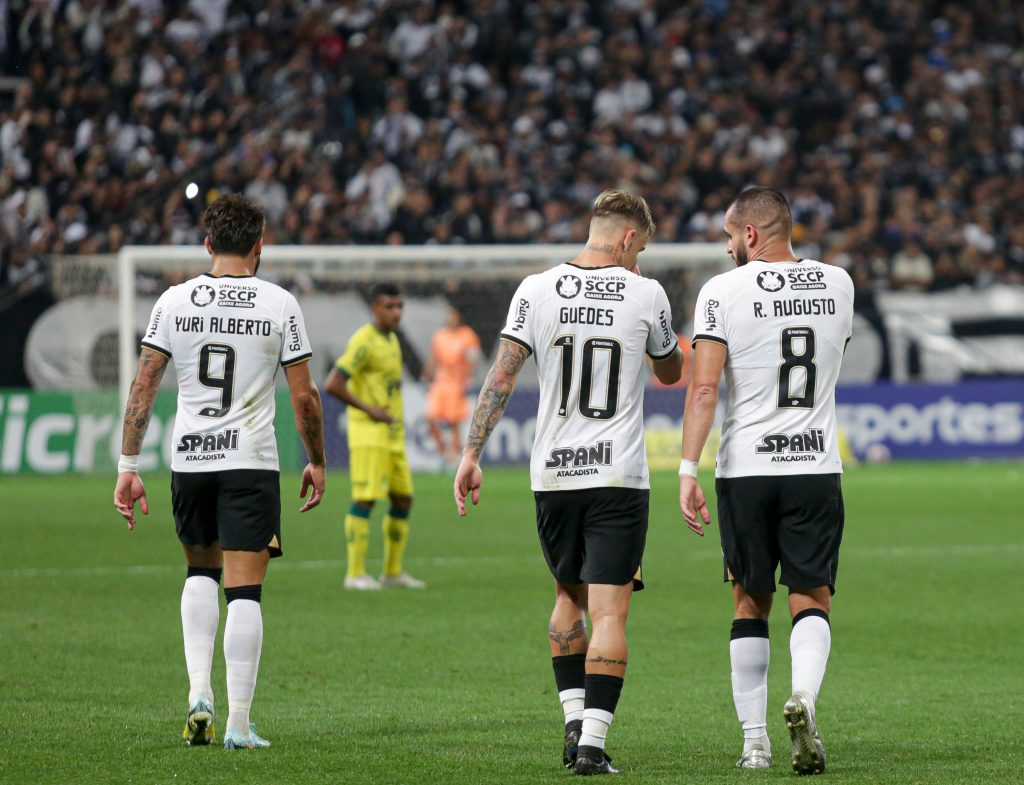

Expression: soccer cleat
xmin=784 ymin=692 xmax=826 ymax=775
xmin=182 ymin=695 xmax=215 ymax=746
xmin=563 ymin=719 xmax=583 ymax=769
xmin=736 ymin=744 xmax=772 ymax=769
xmin=344 ymin=574 xmax=382 ymax=591
xmin=574 ymin=745 xmax=619 ymax=775
xmin=378 ymin=572 xmax=426 ymax=589
xmin=223 ymin=723 xmax=271 ymax=750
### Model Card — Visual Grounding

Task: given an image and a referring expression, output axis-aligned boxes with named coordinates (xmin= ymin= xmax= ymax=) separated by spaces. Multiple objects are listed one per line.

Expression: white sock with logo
xmin=181 ymin=575 xmax=220 ymax=706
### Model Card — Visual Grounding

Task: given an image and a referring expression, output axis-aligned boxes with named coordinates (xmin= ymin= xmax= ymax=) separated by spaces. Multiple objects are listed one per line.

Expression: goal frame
xmin=117 ymin=242 xmax=725 ymax=404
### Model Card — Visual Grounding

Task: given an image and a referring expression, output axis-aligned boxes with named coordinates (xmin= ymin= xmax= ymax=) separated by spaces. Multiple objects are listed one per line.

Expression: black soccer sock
xmin=579 ymin=673 xmax=624 ymax=752
xmin=552 ymin=654 xmax=586 ymax=726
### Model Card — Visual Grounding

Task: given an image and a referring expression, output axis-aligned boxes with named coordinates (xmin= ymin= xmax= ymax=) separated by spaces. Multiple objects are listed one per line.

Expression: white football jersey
xmin=692 ymin=259 xmax=854 ymax=478
xmin=500 ymin=262 xmax=678 ymax=491
xmin=141 ymin=273 xmax=313 ymax=472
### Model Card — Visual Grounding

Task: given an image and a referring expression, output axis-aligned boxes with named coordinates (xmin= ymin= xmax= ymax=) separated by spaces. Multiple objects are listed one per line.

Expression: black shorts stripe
xmin=499 ymin=333 xmax=533 ymax=355
xmin=140 ymin=341 xmax=171 ymax=358
xmin=647 ymin=341 xmax=679 ymax=360
xmin=281 ymin=352 xmax=312 ymax=368
xmin=692 ymin=334 xmax=727 ymax=347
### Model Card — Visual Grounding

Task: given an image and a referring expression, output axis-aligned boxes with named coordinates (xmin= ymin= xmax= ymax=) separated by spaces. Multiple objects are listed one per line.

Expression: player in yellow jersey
xmin=324 ymin=283 xmax=424 ymax=590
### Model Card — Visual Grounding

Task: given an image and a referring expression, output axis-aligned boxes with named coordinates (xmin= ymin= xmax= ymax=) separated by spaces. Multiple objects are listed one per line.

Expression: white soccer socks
xmin=790 ymin=609 xmax=831 ymax=702
xmin=223 ymin=586 xmax=264 ymax=736
xmin=730 ymin=618 xmax=771 ymax=753
xmin=181 ymin=569 xmax=221 ymax=706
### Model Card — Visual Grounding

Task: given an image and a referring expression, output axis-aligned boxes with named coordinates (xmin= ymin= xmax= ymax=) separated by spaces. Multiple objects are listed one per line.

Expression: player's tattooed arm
xmin=121 ymin=347 xmax=169 ymax=455
xmin=464 ymin=339 xmax=528 ymax=457
xmin=286 ymin=362 xmax=325 ymax=466
xmin=549 ymin=619 xmax=587 ymax=656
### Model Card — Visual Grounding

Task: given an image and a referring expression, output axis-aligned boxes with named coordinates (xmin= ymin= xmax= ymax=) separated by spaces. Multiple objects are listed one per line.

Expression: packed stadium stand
xmin=2 ymin=1 xmax=1023 ymax=283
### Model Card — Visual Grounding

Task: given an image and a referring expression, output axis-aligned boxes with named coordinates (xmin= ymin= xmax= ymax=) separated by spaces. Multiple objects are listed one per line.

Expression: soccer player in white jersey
xmin=113 ymin=195 xmax=326 ymax=750
xmin=454 ymin=191 xmax=683 ymax=775
xmin=678 ymin=187 xmax=854 ymax=774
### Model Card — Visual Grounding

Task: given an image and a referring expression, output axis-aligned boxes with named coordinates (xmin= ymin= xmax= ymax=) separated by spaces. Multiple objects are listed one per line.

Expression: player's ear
xmin=745 ymin=224 xmax=757 ymax=248
xmin=623 ymin=228 xmax=637 ymax=251
xmin=204 ymin=236 xmax=214 ymax=256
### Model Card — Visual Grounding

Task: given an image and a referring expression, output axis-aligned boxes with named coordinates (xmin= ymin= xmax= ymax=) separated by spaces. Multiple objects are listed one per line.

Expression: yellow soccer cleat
xmin=182 ymin=695 xmax=215 ymax=746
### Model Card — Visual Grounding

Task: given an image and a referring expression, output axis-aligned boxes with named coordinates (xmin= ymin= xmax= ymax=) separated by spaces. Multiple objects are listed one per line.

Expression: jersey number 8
xmin=777 ymin=327 xmax=817 ymax=408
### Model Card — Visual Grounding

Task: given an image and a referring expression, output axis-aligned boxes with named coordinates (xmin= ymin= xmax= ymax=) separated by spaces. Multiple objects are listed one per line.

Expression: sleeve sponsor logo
xmin=287 ymin=315 xmax=303 ymax=352
xmin=510 ymin=297 xmax=530 ymax=332
xmin=177 ymin=427 xmax=239 ymax=461
xmin=756 ymin=271 xmax=786 ymax=292
xmin=556 ymin=275 xmax=582 ymax=299
xmin=191 ymin=285 xmax=216 ymax=307
xmin=544 ymin=440 xmax=612 ymax=477
xmin=146 ymin=307 xmax=162 ymax=338
xmin=658 ymin=309 xmax=673 ymax=348
xmin=703 ymin=299 xmax=720 ymax=331
xmin=755 ymin=428 xmax=824 ymax=462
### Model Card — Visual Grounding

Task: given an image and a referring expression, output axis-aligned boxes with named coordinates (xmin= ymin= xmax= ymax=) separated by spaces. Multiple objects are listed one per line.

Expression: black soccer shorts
xmin=171 ymin=469 xmax=283 ymax=557
xmin=715 ymin=473 xmax=844 ymax=594
xmin=534 ymin=487 xmax=649 ymax=590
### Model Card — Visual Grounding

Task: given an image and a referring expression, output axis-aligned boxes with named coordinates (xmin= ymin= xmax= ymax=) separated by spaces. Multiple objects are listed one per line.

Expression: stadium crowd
xmin=1 ymin=0 xmax=1023 ymax=293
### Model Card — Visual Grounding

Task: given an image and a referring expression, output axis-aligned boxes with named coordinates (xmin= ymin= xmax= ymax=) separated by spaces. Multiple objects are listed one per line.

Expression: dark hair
xmin=202 ymin=194 xmax=265 ymax=255
xmin=370 ymin=282 xmax=401 ymax=302
xmin=728 ymin=187 xmax=792 ymax=236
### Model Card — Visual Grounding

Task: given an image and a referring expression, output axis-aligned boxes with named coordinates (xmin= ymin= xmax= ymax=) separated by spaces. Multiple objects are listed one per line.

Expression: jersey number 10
xmin=553 ymin=335 xmax=622 ymax=420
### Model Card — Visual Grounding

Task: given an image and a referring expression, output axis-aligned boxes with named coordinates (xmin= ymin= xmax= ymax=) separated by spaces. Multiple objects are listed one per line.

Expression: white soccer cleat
xmin=736 ymin=743 xmax=772 ymax=769
xmin=784 ymin=692 xmax=826 ymax=775
xmin=344 ymin=574 xmax=383 ymax=591
xmin=223 ymin=723 xmax=271 ymax=750
xmin=378 ymin=572 xmax=426 ymax=589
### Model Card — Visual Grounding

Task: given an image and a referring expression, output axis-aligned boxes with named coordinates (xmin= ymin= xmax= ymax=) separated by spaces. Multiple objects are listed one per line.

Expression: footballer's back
xmin=692 ymin=260 xmax=854 ymax=478
xmin=500 ymin=262 xmax=677 ymax=491
xmin=141 ymin=274 xmax=312 ymax=472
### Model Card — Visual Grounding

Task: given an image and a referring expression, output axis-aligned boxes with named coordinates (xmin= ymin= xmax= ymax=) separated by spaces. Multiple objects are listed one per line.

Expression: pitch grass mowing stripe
xmin=0 ymin=462 xmax=1022 ymax=785
xmin=5 ymin=541 xmax=1023 ymax=580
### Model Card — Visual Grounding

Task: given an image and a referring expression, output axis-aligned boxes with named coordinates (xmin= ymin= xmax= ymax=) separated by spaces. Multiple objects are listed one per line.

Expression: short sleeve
xmin=692 ymin=277 xmax=728 ymax=347
xmin=336 ymin=329 xmax=367 ymax=376
xmin=646 ymin=283 xmax=679 ymax=359
xmin=498 ymin=279 xmax=534 ymax=354
xmin=280 ymin=293 xmax=313 ymax=367
xmin=140 ymin=290 xmax=172 ymax=357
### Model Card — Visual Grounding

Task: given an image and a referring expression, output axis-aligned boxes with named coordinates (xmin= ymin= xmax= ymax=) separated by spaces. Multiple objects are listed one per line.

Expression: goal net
xmin=35 ymin=244 xmax=729 ymax=471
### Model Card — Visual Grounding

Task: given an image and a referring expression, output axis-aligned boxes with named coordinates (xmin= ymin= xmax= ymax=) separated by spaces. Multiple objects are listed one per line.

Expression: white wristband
xmin=678 ymin=459 xmax=699 ymax=478
xmin=118 ymin=454 xmax=140 ymax=474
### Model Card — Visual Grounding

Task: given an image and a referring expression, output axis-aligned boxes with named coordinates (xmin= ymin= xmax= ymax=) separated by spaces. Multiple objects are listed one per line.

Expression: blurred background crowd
xmin=1 ymin=0 xmax=1023 ymax=295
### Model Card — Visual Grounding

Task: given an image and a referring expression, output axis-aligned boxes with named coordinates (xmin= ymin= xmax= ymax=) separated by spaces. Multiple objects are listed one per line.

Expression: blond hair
xmin=592 ymin=190 xmax=656 ymax=236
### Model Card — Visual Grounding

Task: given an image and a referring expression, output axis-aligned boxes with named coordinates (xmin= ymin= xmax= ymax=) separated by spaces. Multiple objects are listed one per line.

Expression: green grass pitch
xmin=1 ymin=462 xmax=1022 ymax=784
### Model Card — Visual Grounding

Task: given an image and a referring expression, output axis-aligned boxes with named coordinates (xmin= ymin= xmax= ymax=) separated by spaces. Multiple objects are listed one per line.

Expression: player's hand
xmin=299 ymin=463 xmax=326 ymax=512
xmin=679 ymin=475 xmax=710 ymax=537
xmin=114 ymin=472 xmax=149 ymax=531
xmin=453 ymin=454 xmax=482 ymax=517
xmin=366 ymin=405 xmax=394 ymax=424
